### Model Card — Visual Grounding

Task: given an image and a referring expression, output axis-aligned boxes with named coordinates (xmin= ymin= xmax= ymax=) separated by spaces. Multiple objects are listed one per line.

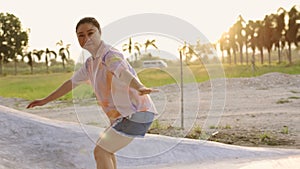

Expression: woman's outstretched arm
xmin=27 ymin=79 xmax=74 ymax=108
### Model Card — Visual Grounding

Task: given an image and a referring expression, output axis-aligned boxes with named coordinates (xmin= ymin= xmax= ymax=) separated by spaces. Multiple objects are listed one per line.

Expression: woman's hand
xmin=26 ymin=79 xmax=73 ymax=109
xmin=26 ymin=99 xmax=48 ymax=109
xmin=138 ymin=87 xmax=159 ymax=95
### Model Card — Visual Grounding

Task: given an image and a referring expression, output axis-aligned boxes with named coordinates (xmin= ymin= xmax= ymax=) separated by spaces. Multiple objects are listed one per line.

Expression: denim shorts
xmin=112 ymin=111 xmax=154 ymax=137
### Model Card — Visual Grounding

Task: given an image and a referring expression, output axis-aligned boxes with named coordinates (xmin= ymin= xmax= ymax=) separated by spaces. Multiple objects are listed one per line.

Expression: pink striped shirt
xmin=71 ymin=41 xmax=157 ymax=118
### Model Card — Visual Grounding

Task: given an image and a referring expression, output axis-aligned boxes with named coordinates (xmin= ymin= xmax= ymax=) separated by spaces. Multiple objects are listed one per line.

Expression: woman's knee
xmin=94 ymin=145 xmax=110 ymax=158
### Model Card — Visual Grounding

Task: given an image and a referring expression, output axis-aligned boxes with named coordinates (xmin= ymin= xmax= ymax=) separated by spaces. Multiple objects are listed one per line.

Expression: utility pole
xmin=179 ymin=49 xmax=184 ymax=129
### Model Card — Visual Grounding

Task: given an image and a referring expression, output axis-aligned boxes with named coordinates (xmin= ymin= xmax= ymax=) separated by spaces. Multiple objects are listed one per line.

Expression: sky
xmin=1 ymin=0 xmax=299 ymax=61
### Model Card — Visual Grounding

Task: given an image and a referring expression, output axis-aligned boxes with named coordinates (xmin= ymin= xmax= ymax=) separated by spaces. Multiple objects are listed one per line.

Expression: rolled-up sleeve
xmin=105 ymin=53 xmax=128 ymax=78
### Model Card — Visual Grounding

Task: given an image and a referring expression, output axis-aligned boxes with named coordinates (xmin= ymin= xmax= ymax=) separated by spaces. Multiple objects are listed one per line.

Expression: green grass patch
xmin=276 ymin=98 xmax=291 ymax=104
xmin=290 ymin=90 xmax=300 ymax=94
xmin=1 ymin=61 xmax=300 ymax=101
xmin=259 ymin=132 xmax=272 ymax=142
xmin=223 ymin=124 xmax=232 ymax=129
xmin=0 ymin=73 xmax=73 ymax=100
xmin=137 ymin=68 xmax=178 ymax=87
xmin=224 ymin=61 xmax=300 ymax=78
xmin=288 ymin=96 xmax=300 ymax=99
xmin=281 ymin=126 xmax=289 ymax=134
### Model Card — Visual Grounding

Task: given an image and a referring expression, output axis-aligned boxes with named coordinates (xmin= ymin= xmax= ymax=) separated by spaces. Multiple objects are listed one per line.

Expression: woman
xmin=27 ymin=17 xmax=157 ymax=169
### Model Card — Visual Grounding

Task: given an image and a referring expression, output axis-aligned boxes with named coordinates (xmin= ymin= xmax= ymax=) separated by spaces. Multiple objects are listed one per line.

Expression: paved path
xmin=1 ymin=105 xmax=299 ymax=169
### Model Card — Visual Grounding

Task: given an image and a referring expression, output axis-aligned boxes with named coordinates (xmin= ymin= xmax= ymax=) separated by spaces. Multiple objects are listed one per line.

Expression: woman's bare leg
xmin=94 ymin=127 xmax=133 ymax=169
xmin=112 ymin=153 xmax=117 ymax=168
xmin=94 ymin=145 xmax=115 ymax=169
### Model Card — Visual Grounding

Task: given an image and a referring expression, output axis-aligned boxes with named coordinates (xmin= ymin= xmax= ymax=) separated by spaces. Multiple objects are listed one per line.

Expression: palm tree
xmin=235 ymin=15 xmax=246 ymax=64
xmin=248 ymin=20 xmax=259 ymax=65
xmin=256 ymin=21 xmax=265 ymax=65
xmin=218 ymin=35 xmax=226 ymax=64
xmin=134 ymin=42 xmax=142 ymax=55
xmin=272 ymin=8 xmax=286 ymax=63
xmin=228 ymin=26 xmax=238 ymax=64
xmin=179 ymin=41 xmax=197 ymax=65
xmin=122 ymin=37 xmax=133 ymax=60
xmin=285 ymin=5 xmax=299 ymax=64
xmin=144 ymin=39 xmax=158 ymax=53
xmin=122 ymin=38 xmax=144 ymax=62
xmin=179 ymin=41 xmax=188 ymax=64
xmin=262 ymin=15 xmax=274 ymax=65
xmin=23 ymin=50 xmax=40 ymax=74
xmin=244 ymin=21 xmax=253 ymax=65
xmin=56 ymin=40 xmax=71 ymax=70
xmin=218 ymin=32 xmax=232 ymax=64
xmin=133 ymin=42 xmax=142 ymax=61
xmin=44 ymin=48 xmax=57 ymax=72
xmin=185 ymin=44 xmax=197 ymax=65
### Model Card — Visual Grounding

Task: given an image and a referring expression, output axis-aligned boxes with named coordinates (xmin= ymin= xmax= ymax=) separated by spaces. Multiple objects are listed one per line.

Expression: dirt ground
xmin=1 ymin=72 xmax=300 ymax=149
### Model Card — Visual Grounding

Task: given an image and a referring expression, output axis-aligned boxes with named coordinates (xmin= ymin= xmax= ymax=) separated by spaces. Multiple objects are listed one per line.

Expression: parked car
xmin=142 ymin=60 xmax=168 ymax=68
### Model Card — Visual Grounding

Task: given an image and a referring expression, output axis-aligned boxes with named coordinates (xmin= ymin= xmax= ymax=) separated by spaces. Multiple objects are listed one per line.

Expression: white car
xmin=142 ymin=60 xmax=168 ymax=68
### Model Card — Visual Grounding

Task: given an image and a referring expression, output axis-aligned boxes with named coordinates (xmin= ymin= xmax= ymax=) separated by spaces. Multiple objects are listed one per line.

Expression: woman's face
xmin=76 ymin=23 xmax=101 ymax=54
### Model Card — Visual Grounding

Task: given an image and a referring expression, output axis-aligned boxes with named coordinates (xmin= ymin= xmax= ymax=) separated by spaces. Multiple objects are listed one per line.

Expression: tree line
xmin=0 ymin=13 xmax=71 ymax=75
xmin=1 ymin=6 xmax=299 ymax=76
xmin=218 ymin=5 xmax=300 ymax=65
xmin=122 ymin=5 xmax=300 ymax=67
xmin=176 ymin=5 xmax=300 ymax=66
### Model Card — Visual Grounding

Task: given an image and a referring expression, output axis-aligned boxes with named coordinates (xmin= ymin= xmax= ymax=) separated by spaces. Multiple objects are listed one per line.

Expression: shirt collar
xmin=94 ymin=40 xmax=112 ymax=60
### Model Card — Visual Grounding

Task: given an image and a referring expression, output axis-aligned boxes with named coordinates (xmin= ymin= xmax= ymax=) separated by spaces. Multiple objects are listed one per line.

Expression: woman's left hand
xmin=138 ymin=87 xmax=159 ymax=95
